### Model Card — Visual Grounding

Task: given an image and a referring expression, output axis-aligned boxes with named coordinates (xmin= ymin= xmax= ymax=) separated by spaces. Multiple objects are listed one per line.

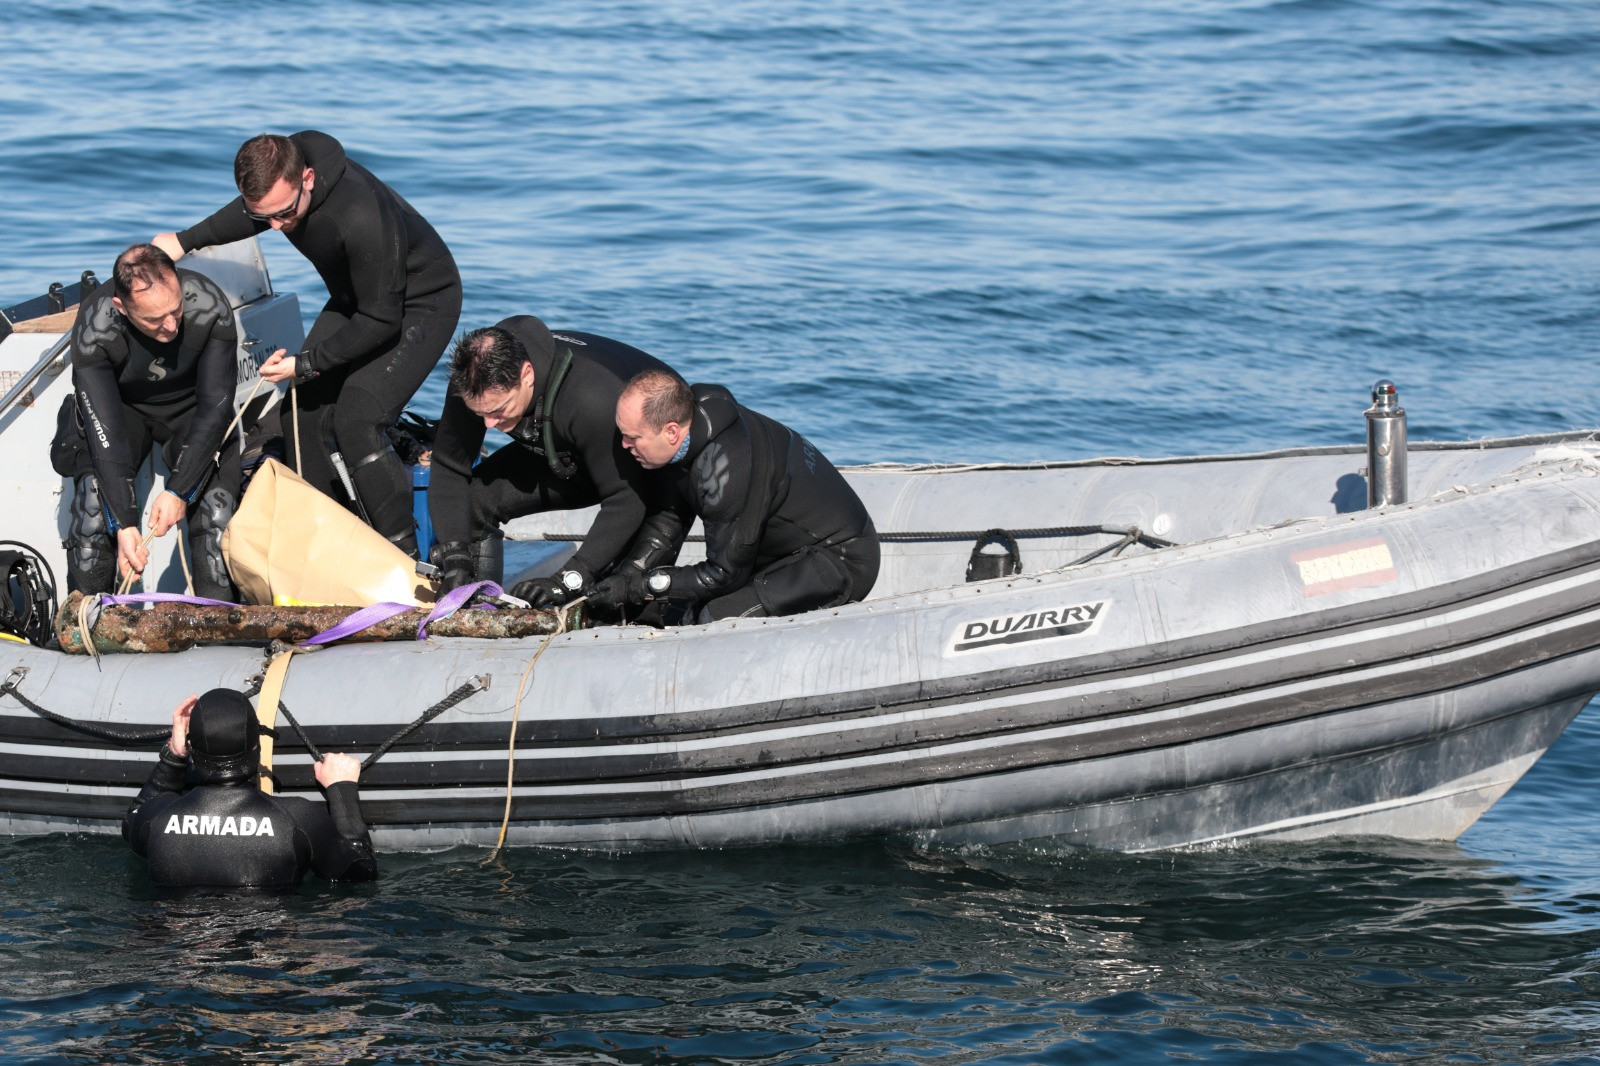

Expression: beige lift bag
xmin=221 ymin=458 xmax=433 ymax=607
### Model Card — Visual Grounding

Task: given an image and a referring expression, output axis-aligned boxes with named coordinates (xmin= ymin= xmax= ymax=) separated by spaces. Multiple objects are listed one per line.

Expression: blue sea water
xmin=3 ymin=0 xmax=1600 ymax=1061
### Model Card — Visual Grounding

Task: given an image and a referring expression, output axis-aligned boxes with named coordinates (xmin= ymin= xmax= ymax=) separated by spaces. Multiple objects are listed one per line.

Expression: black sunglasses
xmin=243 ymin=180 xmax=305 ymax=223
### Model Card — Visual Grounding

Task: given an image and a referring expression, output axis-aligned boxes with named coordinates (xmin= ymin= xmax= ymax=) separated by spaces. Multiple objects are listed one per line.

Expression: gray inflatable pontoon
xmin=4 ymin=242 xmax=1598 ymax=852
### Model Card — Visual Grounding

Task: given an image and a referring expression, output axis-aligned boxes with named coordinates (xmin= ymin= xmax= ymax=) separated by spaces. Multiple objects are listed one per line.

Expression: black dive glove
xmin=588 ymin=568 xmax=647 ymax=613
xmin=588 ymin=567 xmax=673 ymax=613
xmin=513 ymin=562 xmax=592 ymax=609
xmin=430 ymin=541 xmax=475 ymax=594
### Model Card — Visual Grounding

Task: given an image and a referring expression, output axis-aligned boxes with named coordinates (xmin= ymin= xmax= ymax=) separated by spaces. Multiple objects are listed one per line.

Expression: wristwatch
xmin=646 ymin=570 xmax=673 ymax=596
xmin=559 ymin=569 xmax=585 ymax=593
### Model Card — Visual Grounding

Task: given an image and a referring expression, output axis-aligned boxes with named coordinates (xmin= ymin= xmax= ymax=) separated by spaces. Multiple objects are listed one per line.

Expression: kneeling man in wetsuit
xmin=122 ymin=689 xmax=377 ymax=889
xmin=590 ymin=370 xmax=880 ymax=624
xmin=53 ymin=243 xmax=241 ymax=599
xmin=427 ymin=316 xmax=681 ymax=605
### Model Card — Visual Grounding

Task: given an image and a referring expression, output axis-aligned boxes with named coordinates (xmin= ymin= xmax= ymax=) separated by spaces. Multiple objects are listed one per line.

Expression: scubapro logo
xmin=79 ymin=396 xmax=110 ymax=449
xmin=163 ymin=813 xmax=275 ymax=837
xmin=948 ymin=599 xmax=1108 ymax=654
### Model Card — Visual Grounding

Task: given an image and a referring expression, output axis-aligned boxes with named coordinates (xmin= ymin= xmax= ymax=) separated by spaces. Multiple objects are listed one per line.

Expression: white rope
xmin=290 ymin=379 xmax=302 ymax=478
xmin=114 ymin=529 xmax=157 ymax=595
xmin=176 ymin=525 xmax=193 ymax=595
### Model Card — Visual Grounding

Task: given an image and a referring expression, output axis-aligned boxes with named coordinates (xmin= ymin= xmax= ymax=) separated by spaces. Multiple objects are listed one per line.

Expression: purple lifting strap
xmin=298 ymin=601 xmax=420 ymax=646
xmin=416 ymin=581 xmax=503 ymax=640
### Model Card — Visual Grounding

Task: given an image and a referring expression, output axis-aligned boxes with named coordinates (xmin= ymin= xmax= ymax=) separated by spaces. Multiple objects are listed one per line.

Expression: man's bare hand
xmin=314 ymin=752 xmax=361 ymax=787
xmin=170 ymin=694 xmax=198 ymax=758
xmin=258 ymin=349 xmax=297 ymax=384
xmin=150 ymin=233 xmax=185 ymax=261
xmin=148 ymin=491 xmax=187 ymax=538
xmin=116 ymin=527 xmax=148 ymax=582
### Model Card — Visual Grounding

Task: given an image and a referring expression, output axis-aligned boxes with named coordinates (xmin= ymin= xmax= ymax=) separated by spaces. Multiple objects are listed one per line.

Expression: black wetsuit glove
xmin=514 ymin=562 xmax=592 ymax=609
xmin=430 ymin=541 xmax=475 ymax=594
xmin=588 ymin=567 xmax=649 ymax=613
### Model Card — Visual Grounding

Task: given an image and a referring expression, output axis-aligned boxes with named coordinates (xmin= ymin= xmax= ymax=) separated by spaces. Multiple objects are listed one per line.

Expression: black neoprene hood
xmin=187 ymin=688 xmax=261 ymax=783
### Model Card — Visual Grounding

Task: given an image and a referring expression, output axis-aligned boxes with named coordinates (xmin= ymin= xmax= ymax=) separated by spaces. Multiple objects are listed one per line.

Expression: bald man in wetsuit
xmin=51 ymin=243 xmax=241 ymax=600
xmin=153 ymin=130 xmax=461 ymax=557
xmin=122 ymin=689 xmax=377 ymax=890
xmin=591 ymin=370 xmax=879 ymax=624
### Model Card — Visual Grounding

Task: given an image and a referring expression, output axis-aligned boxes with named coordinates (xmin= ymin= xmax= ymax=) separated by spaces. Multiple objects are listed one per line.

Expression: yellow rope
xmin=482 ymin=598 xmax=580 ymax=862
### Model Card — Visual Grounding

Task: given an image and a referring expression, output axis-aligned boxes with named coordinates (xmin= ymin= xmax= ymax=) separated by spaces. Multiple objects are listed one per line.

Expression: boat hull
xmin=7 ymin=242 xmax=1600 ymax=853
xmin=5 ymin=443 xmax=1600 ymax=852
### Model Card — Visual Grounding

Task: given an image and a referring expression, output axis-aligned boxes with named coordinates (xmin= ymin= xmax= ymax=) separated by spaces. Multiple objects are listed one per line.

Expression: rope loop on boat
xmin=1064 ymin=526 xmax=1157 ymax=568
xmin=0 ymin=657 xmax=490 ymax=779
xmin=0 ymin=665 xmax=168 ymax=744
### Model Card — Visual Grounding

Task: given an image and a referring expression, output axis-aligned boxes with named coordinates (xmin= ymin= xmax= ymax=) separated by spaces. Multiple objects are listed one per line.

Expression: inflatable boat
xmin=3 ymin=241 xmax=1598 ymax=852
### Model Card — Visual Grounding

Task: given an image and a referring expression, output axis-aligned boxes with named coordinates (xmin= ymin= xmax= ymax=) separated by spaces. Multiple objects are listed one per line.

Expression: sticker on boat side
xmin=1290 ymin=536 xmax=1398 ymax=597
xmin=946 ymin=600 xmax=1109 ymax=655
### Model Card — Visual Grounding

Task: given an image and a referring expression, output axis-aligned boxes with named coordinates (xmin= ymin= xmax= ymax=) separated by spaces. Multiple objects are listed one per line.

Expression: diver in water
xmin=122 ymin=689 xmax=377 ymax=890
xmin=427 ymin=316 xmax=681 ymax=606
xmin=152 ymin=130 xmax=461 ymax=558
xmin=591 ymin=369 xmax=880 ymax=624
xmin=52 ymin=243 xmax=241 ymax=600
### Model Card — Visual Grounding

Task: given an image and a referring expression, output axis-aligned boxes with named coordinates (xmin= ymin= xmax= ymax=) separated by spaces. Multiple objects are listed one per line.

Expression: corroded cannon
xmin=55 ymin=591 xmax=583 ymax=655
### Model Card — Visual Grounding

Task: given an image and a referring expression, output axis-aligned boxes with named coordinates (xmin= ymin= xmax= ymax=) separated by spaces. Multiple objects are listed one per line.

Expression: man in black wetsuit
xmin=427 ymin=316 xmax=681 ymax=606
xmin=590 ymin=370 xmax=880 ymax=623
xmin=152 ymin=130 xmax=461 ymax=557
xmin=51 ymin=243 xmax=241 ymax=600
xmin=122 ymin=689 xmax=377 ymax=890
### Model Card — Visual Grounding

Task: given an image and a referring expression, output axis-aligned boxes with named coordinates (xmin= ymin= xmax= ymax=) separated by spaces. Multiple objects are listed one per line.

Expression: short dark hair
xmin=624 ymin=369 xmax=693 ymax=431
xmin=234 ymin=134 xmax=305 ymax=202
xmin=111 ymin=243 xmax=178 ymax=304
xmin=450 ymin=326 xmax=531 ymax=397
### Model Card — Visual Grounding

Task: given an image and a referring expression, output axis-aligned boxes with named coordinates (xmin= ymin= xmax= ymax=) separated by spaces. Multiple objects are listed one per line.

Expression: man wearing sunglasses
xmin=152 ymin=131 xmax=461 ymax=558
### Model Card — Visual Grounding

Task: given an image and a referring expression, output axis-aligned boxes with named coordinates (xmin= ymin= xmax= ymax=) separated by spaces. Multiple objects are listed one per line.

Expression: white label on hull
xmin=946 ymin=599 xmax=1108 ymax=655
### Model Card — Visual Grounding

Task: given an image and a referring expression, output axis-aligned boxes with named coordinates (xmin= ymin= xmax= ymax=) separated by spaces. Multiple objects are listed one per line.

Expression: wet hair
xmin=111 ymin=243 xmax=178 ymax=304
xmin=449 ymin=320 xmax=552 ymax=397
xmin=188 ymin=688 xmax=267 ymax=786
xmin=233 ymin=133 xmax=306 ymax=203
xmin=624 ymin=369 xmax=693 ymax=431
